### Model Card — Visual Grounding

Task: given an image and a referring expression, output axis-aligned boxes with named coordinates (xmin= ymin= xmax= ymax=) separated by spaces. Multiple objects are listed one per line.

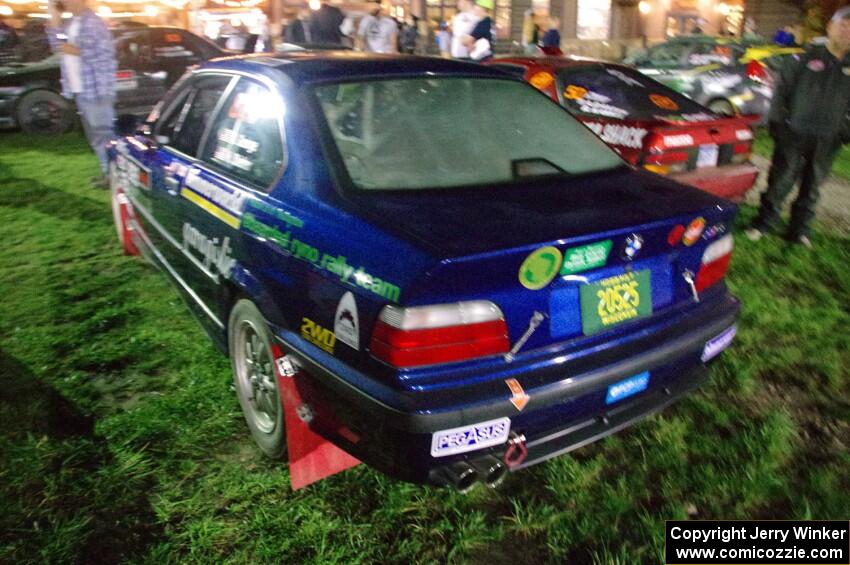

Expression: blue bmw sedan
xmin=109 ymin=52 xmax=740 ymax=491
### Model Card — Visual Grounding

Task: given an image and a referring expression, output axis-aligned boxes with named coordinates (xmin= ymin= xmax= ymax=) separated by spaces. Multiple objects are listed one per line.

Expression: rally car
xmin=109 ymin=52 xmax=740 ymax=491
xmin=623 ymin=36 xmax=802 ymax=120
xmin=488 ymin=56 xmax=759 ymax=201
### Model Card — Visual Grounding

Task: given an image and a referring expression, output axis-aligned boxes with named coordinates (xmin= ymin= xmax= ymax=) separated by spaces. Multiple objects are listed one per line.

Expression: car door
xmin=120 ymin=73 xmax=235 ymax=330
xmin=181 ymin=76 xmax=287 ymax=318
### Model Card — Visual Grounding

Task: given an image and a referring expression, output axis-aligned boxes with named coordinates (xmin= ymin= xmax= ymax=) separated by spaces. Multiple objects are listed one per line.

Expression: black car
xmin=0 ymin=26 xmax=224 ymax=135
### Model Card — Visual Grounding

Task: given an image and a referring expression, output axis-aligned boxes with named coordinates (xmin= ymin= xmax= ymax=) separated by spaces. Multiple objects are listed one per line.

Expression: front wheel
xmin=229 ymin=299 xmax=285 ymax=459
xmin=707 ymin=98 xmax=736 ymax=116
xmin=16 ymin=90 xmax=74 ymax=135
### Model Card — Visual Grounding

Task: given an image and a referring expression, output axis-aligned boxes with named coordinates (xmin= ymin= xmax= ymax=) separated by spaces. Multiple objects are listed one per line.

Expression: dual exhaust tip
xmin=435 ymin=455 xmax=508 ymax=493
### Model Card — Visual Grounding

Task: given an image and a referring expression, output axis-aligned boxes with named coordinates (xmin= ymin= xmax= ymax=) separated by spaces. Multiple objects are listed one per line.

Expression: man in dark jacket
xmin=310 ymin=2 xmax=345 ymax=45
xmin=746 ymin=7 xmax=850 ymax=248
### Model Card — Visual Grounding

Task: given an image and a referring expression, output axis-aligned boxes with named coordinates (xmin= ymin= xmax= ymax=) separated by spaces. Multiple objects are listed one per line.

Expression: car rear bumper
xmin=672 ymin=163 xmax=759 ymax=202
xmin=272 ymin=291 xmax=740 ymax=484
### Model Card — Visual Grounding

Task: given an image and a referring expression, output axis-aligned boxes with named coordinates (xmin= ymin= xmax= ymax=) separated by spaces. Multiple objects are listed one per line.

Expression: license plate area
xmin=697 ymin=144 xmax=719 ymax=168
xmin=579 ymin=270 xmax=653 ymax=335
xmin=606 ymin=371 xmax=650 ymax=405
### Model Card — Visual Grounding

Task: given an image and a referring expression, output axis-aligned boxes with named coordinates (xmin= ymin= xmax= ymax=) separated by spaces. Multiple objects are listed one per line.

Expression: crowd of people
xmin=281 ymin=0 xmax=497 ymax=60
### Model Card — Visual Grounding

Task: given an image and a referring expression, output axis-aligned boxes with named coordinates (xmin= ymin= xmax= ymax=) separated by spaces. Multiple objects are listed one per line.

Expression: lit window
xmin=577 ymin=0 xmax=610 ymax=40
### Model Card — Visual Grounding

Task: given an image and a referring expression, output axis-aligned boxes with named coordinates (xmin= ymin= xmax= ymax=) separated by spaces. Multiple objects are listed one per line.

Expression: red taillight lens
xmin=746 ymin=60 xmax=768 ymax=83
xmin=369 ymin=301 xmax=510 ymax=368
xmin=115 ymin=70 xmax=136 ymax=80
xmin=696 ymin=234 xmax=733 ymax=292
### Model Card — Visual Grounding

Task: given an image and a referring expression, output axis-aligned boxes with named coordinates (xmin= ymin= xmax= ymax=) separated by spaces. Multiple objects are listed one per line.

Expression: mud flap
xmin=272 ymin=346 xmax=361 ymax=490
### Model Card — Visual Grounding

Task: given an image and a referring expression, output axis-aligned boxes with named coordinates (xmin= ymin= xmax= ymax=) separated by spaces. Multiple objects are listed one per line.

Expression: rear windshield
xmin=558 ymin=66 xmax=715 ymax=122
xmin=313 ymin=77 xmax=623 ymax=191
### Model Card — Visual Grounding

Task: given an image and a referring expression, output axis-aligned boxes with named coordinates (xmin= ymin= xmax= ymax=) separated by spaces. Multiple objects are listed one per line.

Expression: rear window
xmin=558 ymin=65 xmax=716 ymax=122
xmin=314 ymin=77 xmax=623 ymax=191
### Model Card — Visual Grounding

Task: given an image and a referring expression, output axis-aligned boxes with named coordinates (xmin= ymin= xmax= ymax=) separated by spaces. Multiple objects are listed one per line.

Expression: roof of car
xmin=489 ymin=55 xmax=621 ymax=69
xmin=202 ymin=51 xmax=516 ymax=85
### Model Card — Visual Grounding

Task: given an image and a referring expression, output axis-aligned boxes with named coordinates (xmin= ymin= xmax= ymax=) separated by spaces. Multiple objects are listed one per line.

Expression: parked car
xmin=623 ymin=36 xmax=802 ymax=120
xmin=0 ymin=26 xmax=224 ymax=135
xmin=109 ymin=53 xmax=740 ymax=491
xmin=488 ymin=56 xmax=759 ymax=201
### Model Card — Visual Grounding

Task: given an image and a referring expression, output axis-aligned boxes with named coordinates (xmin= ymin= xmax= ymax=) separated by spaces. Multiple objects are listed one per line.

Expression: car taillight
xmin=696 ymin=234 xmax=733 ymax=292
xmin=369 ymin=301 xmax=509 ymax=368
xmin=115 ymin=70 xmax=136 ymax=80
xmin=745 ymin=59 xmax=768 ymax=83
xmin=644 ymin=150 xmax=689 ymax=175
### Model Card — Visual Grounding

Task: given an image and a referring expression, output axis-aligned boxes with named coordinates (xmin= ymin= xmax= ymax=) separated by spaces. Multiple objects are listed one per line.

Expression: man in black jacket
xmin=746 ymin=7 xmax=850 ymax=248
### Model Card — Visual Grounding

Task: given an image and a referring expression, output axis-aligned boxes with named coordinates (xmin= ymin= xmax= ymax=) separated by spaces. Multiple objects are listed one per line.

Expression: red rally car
xmin=486 ymin=57 xmax=759 ymax=202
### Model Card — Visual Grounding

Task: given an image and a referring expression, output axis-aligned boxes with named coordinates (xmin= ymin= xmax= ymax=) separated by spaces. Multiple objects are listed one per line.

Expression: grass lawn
xmin=1 ymin=131 xmax=848 ymax=564
xmin=753 ymin=127 xmax=850 ymax=182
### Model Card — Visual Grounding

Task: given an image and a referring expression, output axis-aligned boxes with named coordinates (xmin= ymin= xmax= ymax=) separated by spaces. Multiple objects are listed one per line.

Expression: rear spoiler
xmin=646 ymin=114 xmax=760 ymax=130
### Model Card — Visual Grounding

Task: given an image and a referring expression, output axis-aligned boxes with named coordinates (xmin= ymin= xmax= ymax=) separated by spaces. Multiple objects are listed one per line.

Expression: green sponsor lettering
xmin=560 ymin=240 xmax=612 ymax=275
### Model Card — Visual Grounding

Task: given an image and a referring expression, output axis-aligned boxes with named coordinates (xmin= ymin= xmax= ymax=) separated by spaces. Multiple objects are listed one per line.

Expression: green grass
xmin=1 ymin=132 xmax=848 ymax=564
xmin=753 ymin=127 xmax=850 ymax=182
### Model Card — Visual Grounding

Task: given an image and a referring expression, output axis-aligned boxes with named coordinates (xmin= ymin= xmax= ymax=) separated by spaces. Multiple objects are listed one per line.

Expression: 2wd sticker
xmin=683 ymin=217 xmax=706 ymax=246
xmin=430 ymin=417 xmax=511 ymax=457
xmin=334 ymin=292 xmax=360 ymax=351
xmin=300 ymin=318 xmax=336 ymax=354
xmin=583 ymin=122 xmax=648 ymax=149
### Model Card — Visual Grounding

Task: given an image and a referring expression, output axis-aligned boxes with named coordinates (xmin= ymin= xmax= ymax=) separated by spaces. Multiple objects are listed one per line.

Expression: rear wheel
xmin=16 ymin=90 xmax=74 ymax=135
xmin=707 ymin=98 xmax=736 ymax=116
xmin=229 ymin=299 xmax=285 ymax=459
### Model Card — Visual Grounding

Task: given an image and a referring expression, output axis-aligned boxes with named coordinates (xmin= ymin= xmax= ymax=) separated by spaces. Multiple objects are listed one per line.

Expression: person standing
xmin=357 ymin=4 xmax=397 ymax=53
xmin=310 ymin=2 xmax=345 ymax=45
xmin=0 ymin=17 xmax=19 ymax=64
xmin=436 ymin=21 xmax=451 ymax=57
xmin=46 ymin=0 xmax=116 ymax=187
xmin=746 ymin=6 xmax=850 ymax=248
xmin=540 ymin=16 xmax=561 ymax=55
xmin=450 ymin=0 xmax=479 ymax=59
xmin=465 ymin=0 xmax=493 ymax=61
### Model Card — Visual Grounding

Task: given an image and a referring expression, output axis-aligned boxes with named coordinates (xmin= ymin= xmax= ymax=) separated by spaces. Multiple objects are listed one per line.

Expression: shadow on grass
xmin=0 ymin=176 xmax=107 ymax=224
xmin=0 ymin=350 xmax=162 ymax=564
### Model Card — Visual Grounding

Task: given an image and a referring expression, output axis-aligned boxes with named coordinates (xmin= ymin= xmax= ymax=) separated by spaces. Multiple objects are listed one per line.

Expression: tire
xmin=16 ymin=89 xmax=74 ymax=135
xmin=707 ymin=98 xmax=736 ymax=116
xmin=229 ymin=299 xmax=286 ymax=459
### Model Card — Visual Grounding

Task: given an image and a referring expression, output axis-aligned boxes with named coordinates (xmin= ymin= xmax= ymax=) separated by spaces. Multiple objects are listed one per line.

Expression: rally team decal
xmin=519 ymin=246 xmax=563 ymax=290
xmin=181 ymin=222 xmax=235 ymax=283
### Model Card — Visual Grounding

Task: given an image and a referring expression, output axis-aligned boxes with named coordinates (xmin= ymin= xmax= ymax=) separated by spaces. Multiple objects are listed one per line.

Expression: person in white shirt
xmin=357 ymin=4 xmax=398 ymax=53
xmin=450 ymin=0 xmax=480 ymax=59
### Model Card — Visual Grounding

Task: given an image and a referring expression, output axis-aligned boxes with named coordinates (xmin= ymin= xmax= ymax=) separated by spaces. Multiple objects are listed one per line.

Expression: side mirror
xmin=155 ymin=135 xmax=170 ymax=145
xmin=115 ymin=113 xmax=140 ymax=137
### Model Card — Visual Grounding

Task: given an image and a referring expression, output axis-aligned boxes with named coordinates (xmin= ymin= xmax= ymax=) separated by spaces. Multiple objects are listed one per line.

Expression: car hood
xmin=344 ymin=166 xmax=731 ymax=258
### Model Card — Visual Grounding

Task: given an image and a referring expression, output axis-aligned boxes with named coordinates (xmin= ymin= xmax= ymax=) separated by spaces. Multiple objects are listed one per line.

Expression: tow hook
xmin=682 ymin=269 xmax=700 ymax=303
xmin=503 ymin=432 xmax=528 ymax=469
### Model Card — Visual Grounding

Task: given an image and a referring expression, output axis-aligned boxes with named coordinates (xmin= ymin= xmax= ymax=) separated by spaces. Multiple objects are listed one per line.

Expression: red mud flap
xmin=272 ymin=346 xmax=361 ymax=490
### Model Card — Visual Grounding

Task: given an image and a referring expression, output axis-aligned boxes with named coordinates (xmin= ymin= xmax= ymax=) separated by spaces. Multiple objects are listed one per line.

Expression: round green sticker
xmin=519 ymin=246 xmax=563 ymax=290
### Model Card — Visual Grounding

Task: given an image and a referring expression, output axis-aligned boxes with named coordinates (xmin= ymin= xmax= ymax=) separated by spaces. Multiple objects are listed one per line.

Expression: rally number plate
xmin=580 ymin=270 xmax=653 ymax=335
xmin=697 ymin=144 xmax=719 ymax=168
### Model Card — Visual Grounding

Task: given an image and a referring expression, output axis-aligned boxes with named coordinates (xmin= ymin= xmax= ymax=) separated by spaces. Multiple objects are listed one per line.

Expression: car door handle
xmin=164 ymin=175 xmax=180 ymax=195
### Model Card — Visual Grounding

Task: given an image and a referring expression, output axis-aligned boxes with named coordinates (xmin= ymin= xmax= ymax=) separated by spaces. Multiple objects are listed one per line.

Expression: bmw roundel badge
xmin=622 ymin=234 xmax=643 ymax=261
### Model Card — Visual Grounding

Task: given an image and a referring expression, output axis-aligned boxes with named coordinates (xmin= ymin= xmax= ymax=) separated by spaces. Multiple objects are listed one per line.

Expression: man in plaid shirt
xmin=47 ymin=0 xmax=116 ymax=186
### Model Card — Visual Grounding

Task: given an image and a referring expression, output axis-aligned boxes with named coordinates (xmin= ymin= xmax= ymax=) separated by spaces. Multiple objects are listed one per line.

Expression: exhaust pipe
xmin=471 ymin=455 xmax=508 ymax=488
xmin=438 ymin=461 xmax=480 ymax=493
